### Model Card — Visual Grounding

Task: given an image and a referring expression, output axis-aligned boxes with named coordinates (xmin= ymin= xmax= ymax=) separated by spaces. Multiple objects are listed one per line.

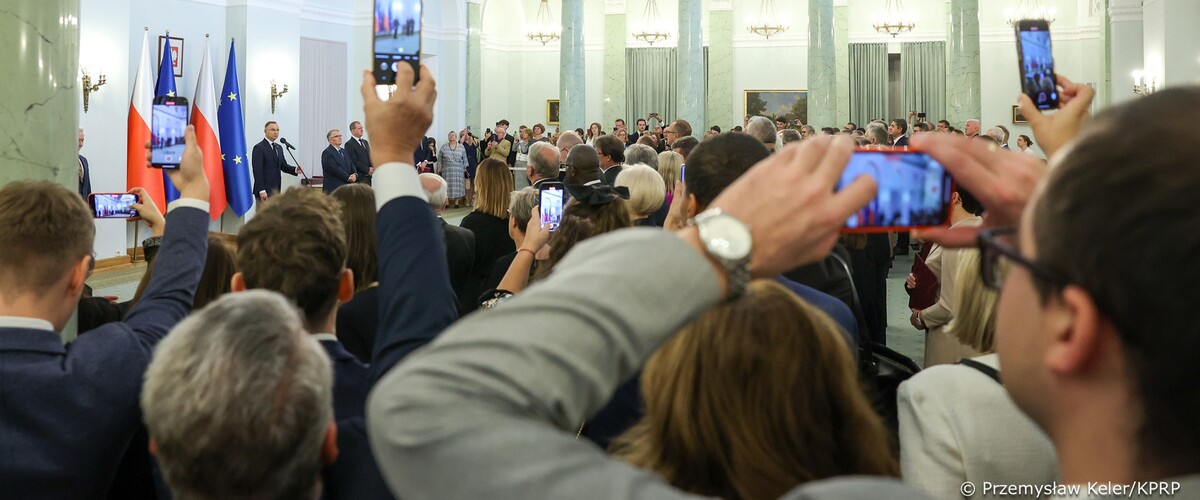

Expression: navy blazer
xmin=323 ymin=196 xmax=459 ymax=500
xmin=0 ymin=207 xmax=208 ymax=498
xmin=320 ymin=339 xmax=370 ymax=421
xmin=322 ymin=145 xmax=353 ymax=194
xmin=251 ymin=139 xmax=298 ymax=198
xmin=345 ymin=137 xmax=372 ymax=184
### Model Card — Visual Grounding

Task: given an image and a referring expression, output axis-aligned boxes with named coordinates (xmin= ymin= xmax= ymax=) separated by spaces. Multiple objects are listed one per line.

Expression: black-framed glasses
xmin=977 ymin=227 xmax=1069 ymax=290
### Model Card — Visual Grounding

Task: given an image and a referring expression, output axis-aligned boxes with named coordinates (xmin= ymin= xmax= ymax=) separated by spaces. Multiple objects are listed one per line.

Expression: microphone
xmin=280 ymin=138 xmax=297 ymax=150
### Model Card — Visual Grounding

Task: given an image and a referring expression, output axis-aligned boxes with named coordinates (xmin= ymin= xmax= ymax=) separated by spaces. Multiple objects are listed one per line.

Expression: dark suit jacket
xmin=459 ymin=211 xmax=515 ymax=313
xmin=252 ymin=139 xmax=298 ymax=198
xmin=893 ymin=136 xmax=910 ymax=147
xmin=0 ymin=207 xmax=208 ymax=498
xmin=324 ymin=196 xmax=459 ymax=500
xmin=442 ymin=218 xmax=476 ymax=311
xmin=336 ymin=287 xmax=379 ymax=364
xmin=602 ymin=164 xmax=624 ymax=185
xmin=319 ymin=339 xmax=370 ymax=421
xmin=345 ymin=137 xmax=372 ymax=185
xmin=322 ymin=145 xmax=354 ymax=194
xmin=78 ymin=155 xmax=92 ymax=199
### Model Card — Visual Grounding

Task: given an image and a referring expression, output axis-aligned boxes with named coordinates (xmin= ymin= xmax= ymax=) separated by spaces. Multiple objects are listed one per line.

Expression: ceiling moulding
xmin=225 ymin=0 xmax=306 ymax=10
xmin=299 ymin=5 xmax=367 ymax=26
xmin=1108 ymin=5 xmax=1144 ymax=23
xmin=425 ymin=26 xmax=470 ymax=43
xmin=605 ymin=0 xmax=627 ymax=15
xmin=709 ymin=0 xmax=732 ymax=11
xmin=480 ymin=36 xmax=604 ymax=53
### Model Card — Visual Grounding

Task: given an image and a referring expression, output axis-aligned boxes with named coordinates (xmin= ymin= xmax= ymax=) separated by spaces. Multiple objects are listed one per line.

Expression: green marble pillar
xmin=559 ymin=0 xmax=585 ymax=130
xmin=0 ymin=0 xmax=81 ymax=187
xmin=807 ymin=0 xmax=837 ymax=128
xmin=946 ymin=0 xmax=981 ymax=128
xmin=676 ymin=0 xmax=704 ymax=138
xmin=706 ymin=6 xmax=733 ymax=130
xmin=602 ymin=8 xmax=626 ymax=126
xmin=835 ymin=4 xmax=850 ymax=124
xmin=466 ymin=0 xmax=482 ymax=131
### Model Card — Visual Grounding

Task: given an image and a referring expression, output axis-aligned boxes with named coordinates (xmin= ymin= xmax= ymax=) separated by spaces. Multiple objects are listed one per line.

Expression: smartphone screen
xmin=837 ymin=150 xmax=952 ymax=232
xmin=90 ymin=193 xmax=140 ymax=219
xmin=1016 ymin=20 xmax=1059 ymax=110
xmin=539 ymin=182 xmax=564 ymax=231
xmin=373 ymin=0 xmax=422 ymax=86
xmin=151 ymin=97 xmax=189 ymax=169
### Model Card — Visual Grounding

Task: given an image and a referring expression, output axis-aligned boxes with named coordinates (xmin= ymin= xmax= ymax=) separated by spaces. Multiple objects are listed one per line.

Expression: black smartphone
xmin=539 ymin=181 xmax=565 ymax=231
xmin=89 ymin=193 xmax=140 ymax=219
xmin=373 ymin=0 xmax=422 ymax=86
xmin=1015 ymin=19 xmax=1059 ymax=110
xmin=151 ymin=96 xmax=189 ymax=169
xmin=837 ymin=150 xmax=952 ymax=233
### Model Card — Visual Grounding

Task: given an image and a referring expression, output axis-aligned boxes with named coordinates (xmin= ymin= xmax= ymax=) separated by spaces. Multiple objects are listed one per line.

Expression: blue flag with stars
xmin=155 ymin=33 xmax=181 ymax=203
xmin=218 ymin=40 xmax=252 ymax=216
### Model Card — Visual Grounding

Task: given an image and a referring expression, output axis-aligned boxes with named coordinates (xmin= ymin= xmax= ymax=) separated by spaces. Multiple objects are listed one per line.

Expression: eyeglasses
xmin=977 ymin=227 xmax=1069 ymax=290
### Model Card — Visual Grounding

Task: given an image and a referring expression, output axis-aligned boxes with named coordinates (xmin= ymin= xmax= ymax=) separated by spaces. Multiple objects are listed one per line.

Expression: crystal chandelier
xmin=525 ymin=0 xmax=560 ymax=45
xmin=1006 ymin=0 xmax=1057 ymax=26
xmin=746 ymin=0 xmax=788 ymax=39
xmin=873 ymin=0 xmax=916 ymax=37
xmin=631 ymin=0 xmax=671 ymax=45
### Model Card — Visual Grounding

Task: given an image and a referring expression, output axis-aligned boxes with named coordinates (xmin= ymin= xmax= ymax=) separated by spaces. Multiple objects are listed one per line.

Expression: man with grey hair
xmin=800 ymin=124 xmax=817 ymax=140
xmin=555 ymin=130 xmax=584 ymax=163
xmin=526 ymin=140 xmax=560 ymax=189
xmin=866 ymin=122 xmax=889 ymax=147
xmin=624 ymin=143 xmax=659 ymax=170
xmin=995 ymin=124 xmax=1011 ymax=149
xmin=142 ymin=290 xmax=337 ymax=500
xmin=778 ymin=128 xmax=802 ymax=148
xmin=744 ymin=116 xmax=777 ymax=152
xmin=420 ymin=173 xmax=476 ymax=306
xmin=986 ymin=126 xmax=1006 ymax=146
xmin=964 ymin=119 xmax=981 ymax=138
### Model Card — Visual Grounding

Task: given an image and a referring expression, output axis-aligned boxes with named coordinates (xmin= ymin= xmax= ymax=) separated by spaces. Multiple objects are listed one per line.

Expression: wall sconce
xmin=81 ymin=68 xmax=107 ymax=113
xmin=1132 ymin=70 xmax=1157 ymax=96
xmin=270 ymin=80 xmax=289 ymax=113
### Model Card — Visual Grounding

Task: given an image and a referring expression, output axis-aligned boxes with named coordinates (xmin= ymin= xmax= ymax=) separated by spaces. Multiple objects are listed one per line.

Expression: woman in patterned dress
xmin=439 ymin=131 xmax=468 ymax=208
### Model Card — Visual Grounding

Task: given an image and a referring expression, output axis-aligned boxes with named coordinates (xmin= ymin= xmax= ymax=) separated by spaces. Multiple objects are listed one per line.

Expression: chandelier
xmin=746 ymin=0 xmax=788 ymax=39
xmin=525 ymin=0 xmax=560 ymax=45
xmin=873 ymin=0 xmax=916 ymax=37
xmin=1006 ymin=0 xmax=1057 ymax=26
xmin=631 ymin=0 xmax=671 ymax=45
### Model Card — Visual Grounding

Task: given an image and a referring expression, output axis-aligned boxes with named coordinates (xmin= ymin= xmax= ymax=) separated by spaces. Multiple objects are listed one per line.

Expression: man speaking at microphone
xmin=251 ymin=121 xmax=303 ymax=204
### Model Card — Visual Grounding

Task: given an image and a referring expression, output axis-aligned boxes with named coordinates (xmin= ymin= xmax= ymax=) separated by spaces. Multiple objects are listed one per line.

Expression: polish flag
xmin=191 ymin=38 xmax=227 ymax=219
xmin=127 ymin=30 xmax=165 ymax=211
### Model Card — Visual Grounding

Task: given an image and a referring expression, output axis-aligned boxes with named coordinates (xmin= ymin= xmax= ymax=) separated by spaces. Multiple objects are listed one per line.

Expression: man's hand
xmin=701 ymin=136 xmax=876 ymax=278
xmin=259 ymin=191 xmax=268 ymax=201
xmin=911 ymin=133 xmax=1048 ymax=248
xmin=297 ymin=165 xmax=305 ymax=175
xmin=1017 ymin=74 xmax=1094 ymax=160
xmin=360 ymin=65 xmax=436 ymax=167
xmin=522 ymin=205 xmax=552 ymax=253
xmin=349 ymin=173 xmax=358 ymax=183
xmin=129 ymin=187 xmax=166 ymax=236
xmin=905 ymin=272 xmax=917 ymax=290
xmin=164 ymin=125 xmax=210 ymax=202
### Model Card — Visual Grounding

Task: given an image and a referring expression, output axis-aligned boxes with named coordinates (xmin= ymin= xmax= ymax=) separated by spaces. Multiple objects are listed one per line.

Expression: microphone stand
xmin=283 ymin=144 xmax=312 ymax=187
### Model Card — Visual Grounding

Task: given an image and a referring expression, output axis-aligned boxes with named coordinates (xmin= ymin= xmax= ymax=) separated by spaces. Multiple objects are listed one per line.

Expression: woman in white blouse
xmin=1017 ymin=134 xmax=1040 ymax=157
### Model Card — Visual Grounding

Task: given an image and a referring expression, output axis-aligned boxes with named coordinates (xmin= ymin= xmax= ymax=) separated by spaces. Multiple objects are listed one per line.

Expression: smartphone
xmin=151 ymin=96 xmax=189 ymax=169
xmin=373 ymin=0 xmax=422 ymax=86
xmin=89 ymin=193 xmax=140 ymax=219
xmin=1015 ymin=19 xmax=1059 ymax=110
xmin=837 ymin=150 xmax=952 ymax=233
xmin=680 ymin=164 xmax=686 ymax=184
xmin=539 ymin=182 xmax=565 ymax=232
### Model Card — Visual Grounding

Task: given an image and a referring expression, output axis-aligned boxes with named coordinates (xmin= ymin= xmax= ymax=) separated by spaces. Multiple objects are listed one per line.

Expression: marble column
xmin=834 ymin=2 xmax=850 ymax=124
xmin=807 ymin=0 xmax=837 ymax=128
xmin=946 ymin=0 xmax=980 ymax=128
xmin=466 ymin=0 xmax=483 ymax=131
xmin=676 ymin=0 xmax=704 ymax=138
xmin=560 ymin=0 xmax=585 ymax=131
xmin=0 ymin=0 xmax=81 ymax=187
xmin=602 ymin=0 xmax=627 ymax=126
xmin=706 ymin=1 xmax=733 ymax=129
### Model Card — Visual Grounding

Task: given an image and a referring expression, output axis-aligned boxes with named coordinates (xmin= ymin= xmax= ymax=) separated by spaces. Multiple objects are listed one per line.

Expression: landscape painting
xmin=745 ymin=90 xmax=808 ymax=125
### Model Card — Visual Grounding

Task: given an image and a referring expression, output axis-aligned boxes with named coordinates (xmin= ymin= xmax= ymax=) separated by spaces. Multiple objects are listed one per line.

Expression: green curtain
xmin=901 ymin=41 xmax=947 ymax=123
xmin=849 ymin=43 xmax=888 ymax=128
xmin=626 ymin=48 xmax=677 ymax=127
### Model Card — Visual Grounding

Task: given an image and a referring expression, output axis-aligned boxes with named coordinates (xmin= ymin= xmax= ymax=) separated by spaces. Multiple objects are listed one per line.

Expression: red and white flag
xmin=127 ymin=30 xmax=165 ymax=211
xmin=191 ymin=38 xmax=227 ymax=218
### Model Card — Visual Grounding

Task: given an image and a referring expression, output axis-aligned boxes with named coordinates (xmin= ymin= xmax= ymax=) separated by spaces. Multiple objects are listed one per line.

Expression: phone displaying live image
xmin=1016 ymin=19 xmax=1059 ymax=110
xmin=374 ymin=0 xmax=422 ymax=86
xmin=539 ymin=182 xmax=564 ymax=232
xmin=838 ymin=150 xmax=952 ymax=233
xmin=151 ymin=96 xmax=189 ymax=168
xmin=89 ymin=193 xmax=140 ymax=219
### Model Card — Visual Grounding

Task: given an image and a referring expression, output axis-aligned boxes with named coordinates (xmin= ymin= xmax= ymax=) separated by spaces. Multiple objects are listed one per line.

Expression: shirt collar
xmin=0 ymin=316 xmax=55 ymax=331
xmin=311 ymin=333 xmax=338 ymax=343
xmin=583 ymin=179 xmax=602 ymax=186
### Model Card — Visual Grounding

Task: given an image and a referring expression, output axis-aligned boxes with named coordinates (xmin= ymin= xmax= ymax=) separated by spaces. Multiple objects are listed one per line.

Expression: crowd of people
xmin=24 ymin=63 xmax=1200 ymax=500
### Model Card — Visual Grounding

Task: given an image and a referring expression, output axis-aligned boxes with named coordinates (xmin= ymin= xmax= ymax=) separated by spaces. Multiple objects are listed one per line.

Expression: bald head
xmin=565 ymin=144 xmax=601 ymax=185
xmin=556 ymin=131 xmax=584 ymax=162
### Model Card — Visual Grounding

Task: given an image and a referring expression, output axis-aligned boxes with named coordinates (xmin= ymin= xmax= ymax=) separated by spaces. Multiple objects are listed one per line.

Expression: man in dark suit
xmin=77 ymin=127 xmax=92 ymax=199
xmin=889 ymin=118 xmax=910 ymax=147
xmin=0 ymin=129 xmax=210 ymax=498
xmin=420 ymin=173 xmax=475 ymax=308
xmin=345 ymin=120 xmax=373 ymax=185
xmin=251 ymin=121 xmax=301 ymax=203
xmin=321 ymin=128 xmax=357 ymax=194
xmin=593 ymin=134 xmax=625 ymax=185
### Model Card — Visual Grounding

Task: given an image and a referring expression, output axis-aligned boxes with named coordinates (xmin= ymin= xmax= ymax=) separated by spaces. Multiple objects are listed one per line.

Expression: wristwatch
xmin=693 ymin=208 xmax=752 ymax=298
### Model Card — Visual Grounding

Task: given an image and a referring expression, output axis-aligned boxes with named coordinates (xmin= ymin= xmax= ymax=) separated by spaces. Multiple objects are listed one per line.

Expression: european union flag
xmin=218 ymin=40 xmax=253 ymax=216
xmin=155 ymin=33 xmax=181 ymax=203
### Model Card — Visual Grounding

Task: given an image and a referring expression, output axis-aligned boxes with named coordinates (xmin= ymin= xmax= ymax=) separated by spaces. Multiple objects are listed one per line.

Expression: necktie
xmin=274 ymin=143 xmax=283 ymax=162
xmin=340 ymin=148 xmax=347 ymax=163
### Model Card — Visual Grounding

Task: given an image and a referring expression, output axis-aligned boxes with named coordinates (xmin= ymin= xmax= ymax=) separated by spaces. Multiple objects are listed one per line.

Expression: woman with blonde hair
xmin=612 ymin=280 xmax=898 ymax=499
xmin=614 ymin=164 xmax=665 ymax=227
xmin=657 ymin=151 xmax=683 ymax=204
xmin=461 ymin=158 xmax=516 ymax=310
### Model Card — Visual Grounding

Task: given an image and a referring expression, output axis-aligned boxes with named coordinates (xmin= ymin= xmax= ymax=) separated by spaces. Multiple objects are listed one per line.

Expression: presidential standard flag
xmin=218 ymin=40 xmax=253 ymax=216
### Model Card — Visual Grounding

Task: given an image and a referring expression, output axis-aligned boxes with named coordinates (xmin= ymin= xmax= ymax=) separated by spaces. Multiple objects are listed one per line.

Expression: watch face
xmin=704 ymin=215 xmax=752 ymax=260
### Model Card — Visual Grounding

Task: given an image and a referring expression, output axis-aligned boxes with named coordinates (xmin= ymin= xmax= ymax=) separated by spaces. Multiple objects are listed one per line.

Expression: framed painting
xmin=744 ymin=90 xmax=808 ymax=125
xmin=157 ymin=36 xmax=185 ymax=78
xmin=1012 ymin=105 xmax=1029 ymax=124
xmin=546 ymin=99 xmax=560 ymax=125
